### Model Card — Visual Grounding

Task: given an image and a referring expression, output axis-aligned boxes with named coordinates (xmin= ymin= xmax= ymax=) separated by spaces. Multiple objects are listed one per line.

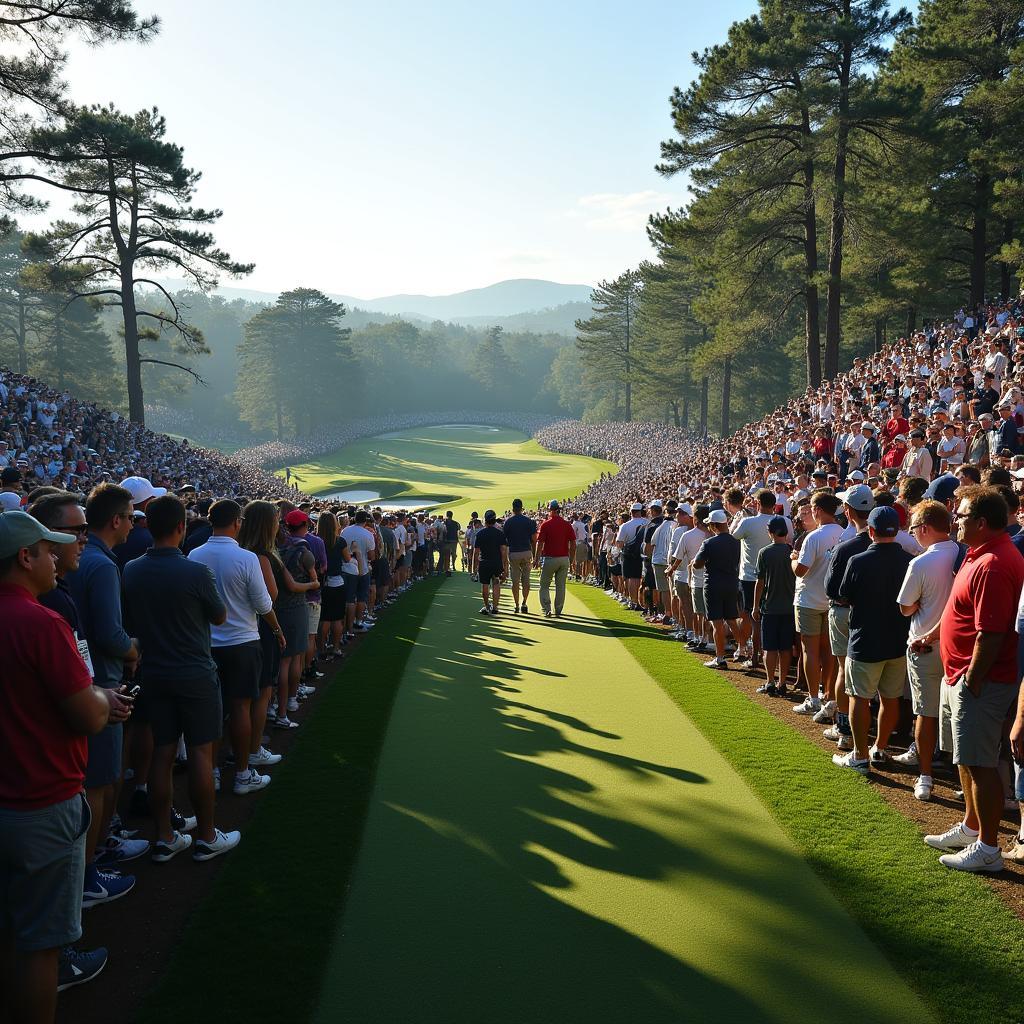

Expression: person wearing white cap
xmin=667 ymin=503 xmax=694 ymax=639
xmin=615 ymin=501 xmax=648 ymax=610
xmin=113 ymin=476 xmax=165 ymax=569
xmin=693 ymin=509 xmax=745 ymax=668
xmin=728 ymin=488 xmax=778 ymax=669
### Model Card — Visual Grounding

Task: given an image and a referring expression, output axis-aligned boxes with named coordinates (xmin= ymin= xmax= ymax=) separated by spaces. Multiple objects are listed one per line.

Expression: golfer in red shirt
xmin=0 ymin=510 xmax=132 ymax=1022
xmin=927 ymin=486 xmax=1024 ymax=872
xmin=535 ymin=500 xmax=577 ymax=618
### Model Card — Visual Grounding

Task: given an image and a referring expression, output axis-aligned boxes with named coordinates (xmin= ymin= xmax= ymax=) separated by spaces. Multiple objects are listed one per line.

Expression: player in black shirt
xmin=474 ymin=510 xmax=509 ymax=615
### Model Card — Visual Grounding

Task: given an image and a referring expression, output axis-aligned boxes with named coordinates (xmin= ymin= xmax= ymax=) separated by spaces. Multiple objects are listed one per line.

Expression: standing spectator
xmin=927 ymin=486 xmax=1024 ymax=871
xmin=65 ymin=483 xmax=141 ymax=907
xmin=832 ymin=506 xmax=913 ymax=773
xmin=122 ymin=495 xmax=242 ymax=861
xmin=731 ymin=488 xmax=777 ymax=669
xmin=112 ymin=476 xmax=163 ymax=568
xmin=535 ymin=500 xmax=577 ymax=618
xmin=0 ymin=465 xmax=22 ymax=510
xmin=616 ymin=502 xmax=648 ymax=610
xmin=503 ymin=497 xmax=537 ymax=614
xmin=693 ymin=509 xmax=744 ymax=670
xmin=474 ymin=510 xmax=509 ymax=615
xmin=752 ymin=516 xmax=795 ymax=695
xmin=276 ymin=513 xmax=320 ymax=729
xmin=0 ymin=510 xmax=131 ymax=1016
xmin=896 ymin=499 xmax=960 ymax=801
xmin=792 ymin=492 xmax=844 ymax=715
xmin=190 ymin=499 xmax=285 ymax=787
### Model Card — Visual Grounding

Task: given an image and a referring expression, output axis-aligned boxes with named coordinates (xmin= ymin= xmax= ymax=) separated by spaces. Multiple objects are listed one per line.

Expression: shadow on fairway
xmin=318 ymin=584 xmax=923 ymax=1024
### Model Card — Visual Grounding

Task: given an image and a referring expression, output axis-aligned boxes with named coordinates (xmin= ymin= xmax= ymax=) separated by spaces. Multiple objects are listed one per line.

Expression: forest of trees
xmin=574 ymin=0 xmax=1024 ymax=433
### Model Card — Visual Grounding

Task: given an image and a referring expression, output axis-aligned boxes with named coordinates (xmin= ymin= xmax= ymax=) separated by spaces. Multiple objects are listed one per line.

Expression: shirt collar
xmin=206 ymin=535 xmax=238 ymax=546
xmin=967 ymin=532 xmax=1012 ymax=560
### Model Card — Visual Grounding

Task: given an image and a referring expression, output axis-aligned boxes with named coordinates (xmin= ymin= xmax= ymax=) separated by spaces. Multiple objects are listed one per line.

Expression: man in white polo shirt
xmin=189 ymin=500 xmax=285 ymax=793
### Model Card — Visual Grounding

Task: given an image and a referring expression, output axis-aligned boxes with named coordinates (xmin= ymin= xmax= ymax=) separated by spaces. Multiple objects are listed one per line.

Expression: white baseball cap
xmin=119 ymin=476 xmax=166 ymax=506
xmin=630 ymin=502 xmax=644 ymax=512
xmin=676 ymin=502 xmax=693 ymax=516
xmin=707 ymin=509 xmax=729 ymax=525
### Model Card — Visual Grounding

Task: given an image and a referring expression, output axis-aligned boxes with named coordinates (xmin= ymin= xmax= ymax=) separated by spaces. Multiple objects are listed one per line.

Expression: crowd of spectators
xmin=6 ymin=294 xmax=1024 ymax=1021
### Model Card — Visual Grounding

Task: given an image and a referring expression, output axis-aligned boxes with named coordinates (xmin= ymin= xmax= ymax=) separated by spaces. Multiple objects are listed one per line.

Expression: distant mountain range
xmin=159 ymin=278 xmax=594 ymax=335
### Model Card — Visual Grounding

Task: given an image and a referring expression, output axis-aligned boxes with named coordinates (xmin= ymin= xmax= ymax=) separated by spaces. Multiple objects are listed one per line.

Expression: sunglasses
xmin=59 ymin=524 xmax=90 ymax=537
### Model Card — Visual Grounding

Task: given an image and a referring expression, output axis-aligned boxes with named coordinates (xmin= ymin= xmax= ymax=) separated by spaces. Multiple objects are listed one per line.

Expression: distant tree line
xmin=575 ymin=0 xmax=1024 ymax=432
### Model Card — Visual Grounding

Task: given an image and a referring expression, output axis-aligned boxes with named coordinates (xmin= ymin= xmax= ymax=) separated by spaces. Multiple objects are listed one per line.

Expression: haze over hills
xmin=159 ymin=278 xmax=593 ymax=334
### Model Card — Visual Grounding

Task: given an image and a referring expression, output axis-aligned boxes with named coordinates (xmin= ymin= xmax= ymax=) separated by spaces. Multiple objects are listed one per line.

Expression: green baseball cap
xmin=0 ymin=510 xmax=77 ymax=559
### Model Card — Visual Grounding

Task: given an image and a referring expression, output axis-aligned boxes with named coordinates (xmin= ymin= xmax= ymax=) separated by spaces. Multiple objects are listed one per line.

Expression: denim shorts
xmin=0 ymin=793 xmax=90 ymax=950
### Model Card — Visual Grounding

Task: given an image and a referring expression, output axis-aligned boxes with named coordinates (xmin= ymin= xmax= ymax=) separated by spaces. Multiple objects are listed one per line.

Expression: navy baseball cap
xmin=924 ymin=473 xmax=959 ymax=504
xmin=867 ymin=505 xmax=900 ymax=537
xmin=767 ymin=516 xmax=789 ymax=536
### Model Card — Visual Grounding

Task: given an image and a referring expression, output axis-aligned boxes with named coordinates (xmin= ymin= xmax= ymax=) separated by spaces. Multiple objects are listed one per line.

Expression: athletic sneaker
xmin=892 ymin=742 xmax=919 ymax=766
xmin=793 ymin=697 xmax=821 ymax=715
xmin=94 ymin=834 xmax=149 ymax=865
xmin=822 ymin=725 xmax=842 ymax=742
xmin=1002 ymin=837 xmax=1024 ymax=862
xmin=233 ymin=769 xmax=271 ymax=795
xmin=703 ymin=657 xmax=726 ymax=669
xmin=544 ymin=610 xmax=553 ymax=618
xmin=82 ymin=867 xmax=135 ymax=909
xmin=836 ymin=733 xmax=854 ymax=751
xmin=756 ymin=682 xmax=778 ymax=695
xmin=287 ymin=697 xmax=299 ymax=713
xmin=868 ymin=746 xmax=889 ymax=765
xmin=513 ymin=606 xmax=520 ymax=614
xmin=298 ymin=683 xmax=316 ymax=697
xmin=812 ymin=700 xmax=836 ymax=724
xmin=479 ymin=605 xmax=491 ymax=615
xmin=249 ymin=746 xmax=282 ymax=767
xmin=193 ymin=829 xmax=242 ymax=862
xmin=58 ymin=946 xmax=108 ymax=992
xmin=914 ymin=775 xmax=933 ymax=802
xmin=273 ymin=716 xmax=299 ymax=730
xmin=171 ymin=807 xmax=197 ymax=833
xmin=924 ymin=822 xmax=977 ymax=851
xmin=521 ymin=603 xmax=529 ymax=613
xmin=939 ymin=841 xmax=1004 ymax=873
xmin=831 ymin=752 xmax=869 ymax=774
xmin=151 ymin=831 xmax=193 ymax=863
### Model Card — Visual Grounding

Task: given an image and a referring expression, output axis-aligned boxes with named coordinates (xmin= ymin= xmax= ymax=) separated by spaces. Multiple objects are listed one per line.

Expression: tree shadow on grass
xmin=318 ymin=586 xmax=932 ymax=1024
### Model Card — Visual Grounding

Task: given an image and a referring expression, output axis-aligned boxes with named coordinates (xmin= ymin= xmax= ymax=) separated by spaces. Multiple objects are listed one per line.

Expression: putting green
xmin=314 ymin=576 xmax=931 ymax=1024
xmin=287 ymin=424 xmax=616 ymax=517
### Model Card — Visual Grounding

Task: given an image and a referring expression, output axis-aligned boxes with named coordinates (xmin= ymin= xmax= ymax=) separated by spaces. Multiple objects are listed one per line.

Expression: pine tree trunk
xmin=970 ymin=174 xmax=989 ymax=307
xmin=720 ymin=357 xmax=732 ymax=437
xmin=681 ymin=394 xmax=690 ymax=431
xmin=699 ymin=376 xmax=709 ymax=436
xmin=906 ymin=306 xmax=916 ymax=337
xmin=874 ymin=320 xmax=884 ymax=354
xmin=801 ymin=100 xmax=822 ymax=389
xmin=121 ymin=272 xmax=145 ymax=425
xmin=16 ymin=295 xmax=27 ymax=374
xmin=670 ymin=400 xmax=680 ymax=428
xmin=824 ymin=15 xmax=852 ymax=381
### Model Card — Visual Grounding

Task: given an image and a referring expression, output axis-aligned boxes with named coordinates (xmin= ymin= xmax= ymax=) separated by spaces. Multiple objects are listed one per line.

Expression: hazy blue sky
xmin=56 ymin=1 xmax=896 ymax=298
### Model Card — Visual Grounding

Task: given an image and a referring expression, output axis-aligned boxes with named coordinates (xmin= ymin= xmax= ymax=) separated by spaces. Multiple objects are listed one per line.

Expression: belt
xmin=829 ymin=601 xmax=850 ymax=608
xmin=910 ymin=643 xmax=934 ymax=654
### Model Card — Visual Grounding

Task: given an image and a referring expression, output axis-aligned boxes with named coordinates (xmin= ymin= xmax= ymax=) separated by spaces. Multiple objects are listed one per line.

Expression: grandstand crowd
xmin=4 ymin=293 xmax=1024 ymax=1021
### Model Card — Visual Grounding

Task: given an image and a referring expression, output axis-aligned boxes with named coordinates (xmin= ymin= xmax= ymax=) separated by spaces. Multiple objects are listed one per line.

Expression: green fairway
xmin=288 ymin=424 xmax=616 ymax=516
xmin=314 ymin=578 xmax=932 ymax=1024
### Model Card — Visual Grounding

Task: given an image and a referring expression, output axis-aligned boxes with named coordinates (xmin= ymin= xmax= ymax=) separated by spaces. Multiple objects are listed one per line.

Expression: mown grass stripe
xmin=571 ymin=583 xmax=1024 ymax=1024
xmin=138 ymin=578 xmax=442 ymax=1024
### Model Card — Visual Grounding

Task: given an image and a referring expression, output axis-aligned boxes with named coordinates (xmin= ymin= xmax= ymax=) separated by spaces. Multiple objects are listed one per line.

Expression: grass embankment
xmin=570 ymin=583 xmax=1024 ymax=1024
xmin=137 ymin=578 xmax=442 ymax=1024
xmin=289 ymin=424 xmax=616 ymax=515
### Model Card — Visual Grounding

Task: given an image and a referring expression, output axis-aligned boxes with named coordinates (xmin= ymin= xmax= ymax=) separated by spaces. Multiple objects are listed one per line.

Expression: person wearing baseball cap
xmin=902 ymin=429 xmax=934 ymax=480
xmin=693 ymin=508 xmax=745 ymax=669
xmin=752 ymin=515 xmax=796 ymax=696
xmin=667 ymin=503 xmax=695 ymax=640
xmin=832 ymin=505 xmax=913 ymax=775
xmin=0 ymin=465 xmax=22 ymax=511
xmin=616 ymin=502 xmax=649 ymax=609
xmin=112 ymin=476 xmax=165 ymax=569
xmin=0 ymin=510 xmax=132 ymax=1011
xmin=535 ymin=498 xmax=577 ymax=618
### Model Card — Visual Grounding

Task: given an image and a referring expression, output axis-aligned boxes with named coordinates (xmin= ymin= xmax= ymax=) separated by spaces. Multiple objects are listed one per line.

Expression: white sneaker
xmin=822 ymin=725 xmax=842 ymax=742
xmin=273 ymin=716 xmax=299 ymax=730
xmin=151 ymin=831 xmax=193 ymax=863
xmin=703 ymin=657 xmax=726 ymax=669
xmin=793 ymin=697 xmax=820 ymax=715
xmin=924 ymin=822 xmax=977 ymax=851
xmin=836 ymin=733 xmax=854 ymax=752
xmin=812 ymin=700 xmax=836 ymax=723
xmin=1002 ymin=836 xmax=1024 ymax=862
xmin=893 ymin=742 xmax=919 ymax=766
xmin=192 ymin=828 xmax=242 ymax=862
xmin=939 ymin=840 xmax=1003 ymax=873
xmin=869 ymin=746 xmax=889 ymax=765
xmin=832 ymin=751 xmax=869 ymax=774
xmin=248 ymin=746 xmax=282 ymax=767
xmin=914 ymin=775 xmax=933 ymax=801
xmin=287 ymin=698 xmax=299 ymax=713
xmin=233 ymin=769 xmax=271 ymax=795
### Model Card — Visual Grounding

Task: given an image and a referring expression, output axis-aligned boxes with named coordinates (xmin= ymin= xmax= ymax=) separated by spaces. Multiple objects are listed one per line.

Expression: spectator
xmin=122 ymin=495 xmax=242 ymax=861
xmin=752 ymin=515 xmax=795 ymax=696
xmin=535 ymin=499 xmax=576 ymax=618
xmin=503 ymin=497 xmax=537 ymax=614
xmin=927 ymin=486 xmax=1024 ymax=872
xmin=693 ymin=509 xmax=744 ymax=670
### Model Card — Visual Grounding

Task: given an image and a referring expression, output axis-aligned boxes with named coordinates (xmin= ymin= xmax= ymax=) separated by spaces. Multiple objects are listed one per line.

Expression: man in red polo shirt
xmin=926 ymin=486 xmax=1024 ymax=872
xmin=0 ymin=510 xmax=131 ymax=1022
xmin=534 ymin=500 xmax=577 ymax=618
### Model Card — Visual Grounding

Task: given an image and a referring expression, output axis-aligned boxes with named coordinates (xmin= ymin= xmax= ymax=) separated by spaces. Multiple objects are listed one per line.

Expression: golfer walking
xmin=535 ymin=500 xmax=576 ymax=618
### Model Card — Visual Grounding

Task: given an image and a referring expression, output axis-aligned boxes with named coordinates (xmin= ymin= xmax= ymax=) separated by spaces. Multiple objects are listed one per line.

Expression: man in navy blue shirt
xmin=502 ymin=498 xmax=537 ymax=613
xmin=833 ymin=506 xmax=913 ymax=774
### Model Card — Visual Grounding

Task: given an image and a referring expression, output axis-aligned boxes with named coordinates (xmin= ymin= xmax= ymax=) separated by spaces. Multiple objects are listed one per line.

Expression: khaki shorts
xmin=508 ymin=550 xmax=532 ymax=590
xmin=674 ymin=579 xmax=693 ymax=617
xmin=306 ymin=602 xmax=321 ymax=635
xmin=653 ymin=563 xmax=671 ymax=594
xmin=795 ymin=605 xmax=828 ymax=637
xmin=940 ymin=676 xmax=1020 ymax=767
xmin=907 ymin=646 xmax=943 ymax=717
xmin=827 ymin=605 xmax=850 ymax=658
xmin=845 ymin=656 xmax=907 ymax=700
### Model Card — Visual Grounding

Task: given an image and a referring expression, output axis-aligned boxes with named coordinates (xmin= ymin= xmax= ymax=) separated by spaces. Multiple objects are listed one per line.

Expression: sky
xmin=54 ymin=1 xmax=793 ymax=297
